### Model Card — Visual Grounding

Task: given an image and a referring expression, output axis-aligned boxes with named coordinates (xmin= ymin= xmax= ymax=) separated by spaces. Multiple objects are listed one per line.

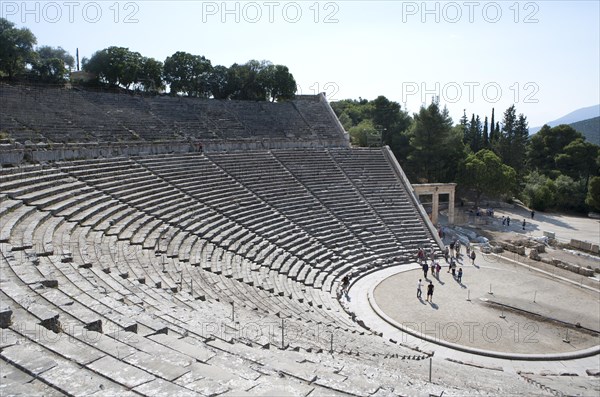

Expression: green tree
xmin=30 ymin=46 xmax=74 ymax=83
xmin=586 ymin=176 xmax=600 ymax=212
xmin=489 ymin=108 xmax=496 ymax=145
xmin=554 ymin=175 xmax=587 ymax=211
xmin=460 ymin=149 xmax=516 ymax=207
xmin=470 ymin=115 xmax=482 ymax=153
xmin=0 ymin=18 xmax=36 ymax=78
xmin=522 ymin=171 xmax=556 ymax=211
xmin=512 ymin=113 xmax=529 ymax=173
xmin=138 ymin=57 xmax=163 ymax=92
xmin=258 ymin=64 xmax=296 ymax=102
xmin=463 ymin=114 xmax=475 ymax=150
xmin=330 ymin=98 xmax=372 ymax=126
xmin=348 ymin=119 xmax=379 ymax=147
xmin=370 ymin=95 xmax=411 ymax=148
xmin=163 ymin=51 xmax=212 ymax=97
xmin=482 ymin=116 xmax=489 ymax=149
xmin=527 ymin=124 xmax=586 ymax=176
xmin=555 ymin=138 xmax=599 ymax=183
xmin=83 ymin=46 xmax=143 ymax=89
xmin=337 ymin=113 xmax=353 ymax=130
xmin=407 ymin=101 xmax=464 ymax=182
xmin=498 ymin=105 xmax=517 ymax=164
xmin=208 ymin=65 xmax=230 ymax=99
xmin=496 ymin=105 xmax=528 ymax=173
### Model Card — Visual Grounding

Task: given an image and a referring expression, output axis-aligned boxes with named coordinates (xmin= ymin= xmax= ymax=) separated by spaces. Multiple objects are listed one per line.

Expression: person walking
xmin=426 ymin=281 xmax=434 ymax=302
xmin=457 ymin=268 xmax=463 ymax=283
xmin=531 ymin=210 xmax=535 ymax=219
xmin=417 ymin=279 xmax=423 ymax=299
xmin=435 ymin=261 xmax=441 ymax=279
xmin=443 ymin=246 xmax=449 ymax=262
xmin=507 ymin=216 xmax=511 ymax=226
xmin=448 ymin=257 xmax=454 ymax=273
xmin=340 ymin=276 xmax=350 ymax=300
xmin=422 ymin=262 xmax=429 ymax=279
xmin=470 ymin=249 xmax=476 ymax=265
xmin=522 ymin=219 xmax=526 ymax=230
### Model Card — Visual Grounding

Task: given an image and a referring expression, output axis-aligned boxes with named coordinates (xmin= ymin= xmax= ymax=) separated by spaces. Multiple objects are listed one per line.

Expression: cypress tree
xmin=482 ymin=116 xmax=489 ymax=148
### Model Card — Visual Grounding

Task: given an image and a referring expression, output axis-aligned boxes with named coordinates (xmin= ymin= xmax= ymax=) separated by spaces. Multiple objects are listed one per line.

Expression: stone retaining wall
xmin=0 ymin=138 xmax=349 ymax=166
xmin=569 ymin=239 xmax=600 ymax=254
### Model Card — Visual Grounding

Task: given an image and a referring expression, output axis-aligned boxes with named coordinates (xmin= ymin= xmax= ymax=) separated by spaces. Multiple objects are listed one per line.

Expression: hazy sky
xmin=2 ymin=0 xmax=599 ymax=127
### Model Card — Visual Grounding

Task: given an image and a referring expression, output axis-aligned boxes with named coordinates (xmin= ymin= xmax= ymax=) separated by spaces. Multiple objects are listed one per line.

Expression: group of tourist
xmin=502 ymin=214 xmax=533 ymax=231
xmin=416 ymin=241 xmax=477 ymax=302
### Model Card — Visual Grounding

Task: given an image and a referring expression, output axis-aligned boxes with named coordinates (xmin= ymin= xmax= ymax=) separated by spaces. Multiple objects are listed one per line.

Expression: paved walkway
xmin=453 ymin=205 xmax=600 ymax=246
xmin=346 ymin=252 xmax=600 ymax=375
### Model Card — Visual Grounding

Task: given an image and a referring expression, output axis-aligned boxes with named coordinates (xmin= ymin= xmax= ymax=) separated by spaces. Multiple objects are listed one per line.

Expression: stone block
xmin=40 ymin=279 xmax=58 ymax=288
xmin=579 ymin=267 xmax=594 ymax=277
xmin=586 ymin=369 xmax=600 ymax=377
xmin=528 ymin=249 xmax=541 ymax=261
xmin=85 ymin=320 xmax=103 ymax=333
xmin=0 ymin=307 xmax=13 ymax=328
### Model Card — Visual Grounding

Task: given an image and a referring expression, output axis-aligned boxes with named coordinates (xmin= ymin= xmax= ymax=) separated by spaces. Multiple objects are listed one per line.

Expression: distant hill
xmin=530 ymin=104 xmax=600 ymax=134
xmin=569 ymin=116 xmax=600 ymax=145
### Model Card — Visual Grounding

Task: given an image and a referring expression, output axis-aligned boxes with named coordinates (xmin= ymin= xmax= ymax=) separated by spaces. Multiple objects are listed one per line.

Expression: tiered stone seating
xmin=0 ymin=84 xmax=346 ymax=145
xmin=292 ymin=95 xmax=345 ymax=140
xmin=1 ymin=81 xmax=580 ymax=395
xmin=207 ymin=150 xmax=375 ymax=290
xmin=137 ymin=154 xmax=338 ymax=280
xmin=330 ymin=148 xmax=440 ymax=252
xmin=77 ymin=88 xmax=169 ymax=141
xmin=0 ymin=84 xmax=135 ymax=143
xmin=0 ymin=149 xmax=561 ymax=396
xmin=273 ymin=149 xmax=406 ymax=258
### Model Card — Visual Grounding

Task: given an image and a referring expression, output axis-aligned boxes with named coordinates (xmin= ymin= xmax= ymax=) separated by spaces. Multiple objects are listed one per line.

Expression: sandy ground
xmin=371 ymin=203 xmax=600 ymax=354
xmin=373 ymin=256 xmax=600 ymax=354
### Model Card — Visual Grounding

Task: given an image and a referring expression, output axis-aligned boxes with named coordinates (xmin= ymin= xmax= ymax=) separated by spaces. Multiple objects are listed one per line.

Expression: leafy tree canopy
xmin=30 ymin=46 xmax=74 ymax=83
xmin=0 ymin=18 xmax=36 ymax=79
xmin=163 ymin=51 xmax=212 ymax=97
xmin=460 ymin=149 xmax=516 ymax=207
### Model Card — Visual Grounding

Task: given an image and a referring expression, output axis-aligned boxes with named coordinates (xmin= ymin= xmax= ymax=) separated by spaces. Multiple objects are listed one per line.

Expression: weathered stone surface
xmin=148 ymin=334 xmax=215 ymax=363
xmin=134 ymin=378 xmax=199 ymax=397
xmin=0 ymin=328 xmax=19 ymax=348
xmin=87 ymin=356 xmax=155 ymax=389
xmin=579 ymin=267 xmax=594 ymax=277
xmin=123 ymin=351 xmax=190 ymax=381
xmin=0 ymin=344 xmax=58 ymax=376
xmin=586 ymin=369 xmax=600 ymax=377
xmin=529 ymin=249 xmax=541 ymax=261
xmin=501 ymin=242 xmax=526 ymax=256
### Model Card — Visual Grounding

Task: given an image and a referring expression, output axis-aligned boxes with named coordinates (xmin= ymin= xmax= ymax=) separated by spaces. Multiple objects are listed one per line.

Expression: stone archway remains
xmin=413 ymin=183 xmax=456 ymax=225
